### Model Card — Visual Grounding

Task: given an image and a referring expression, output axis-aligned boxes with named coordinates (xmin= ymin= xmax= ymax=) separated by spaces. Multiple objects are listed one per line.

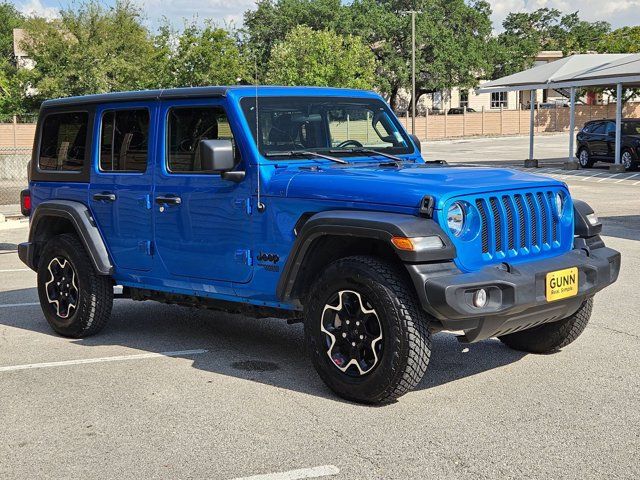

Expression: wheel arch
xmin=277 ymin=210 xmax=456 ymax=304
xmin=27 ymin=200 xmax=113 ymax=275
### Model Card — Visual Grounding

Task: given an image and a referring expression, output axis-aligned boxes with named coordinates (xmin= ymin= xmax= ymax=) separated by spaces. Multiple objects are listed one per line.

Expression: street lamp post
xmin=401 ymin=10 xmax=421 ymax=135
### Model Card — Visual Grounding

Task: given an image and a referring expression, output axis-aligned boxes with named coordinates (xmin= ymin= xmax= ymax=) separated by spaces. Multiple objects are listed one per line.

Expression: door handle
xmin=155 ymin=195 xmax=182 ymax=206
xmin=93 ymin=192 xmax=116 ymax=202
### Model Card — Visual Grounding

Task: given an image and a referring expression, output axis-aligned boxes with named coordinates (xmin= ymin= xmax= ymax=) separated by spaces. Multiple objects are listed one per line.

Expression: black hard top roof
xmin=41 ymin=86 xmax=230 ymax=109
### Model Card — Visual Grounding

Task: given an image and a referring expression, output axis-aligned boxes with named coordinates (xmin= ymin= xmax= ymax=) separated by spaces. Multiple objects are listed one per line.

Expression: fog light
xmin=473 ymin=289 xmax=487 ymax=308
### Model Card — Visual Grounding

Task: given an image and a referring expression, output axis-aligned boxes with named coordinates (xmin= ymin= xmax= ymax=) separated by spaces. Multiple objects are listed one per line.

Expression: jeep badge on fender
xmin=18 ymin=86 xmax=621 ymax=404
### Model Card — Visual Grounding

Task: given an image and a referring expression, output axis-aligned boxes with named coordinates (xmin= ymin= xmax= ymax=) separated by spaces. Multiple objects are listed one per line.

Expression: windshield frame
xmin=239 ymin=95 xmax=415 ymax=160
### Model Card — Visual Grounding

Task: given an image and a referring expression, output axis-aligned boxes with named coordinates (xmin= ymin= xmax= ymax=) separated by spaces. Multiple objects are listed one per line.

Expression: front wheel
xmin=305 ymin=256 xmax=432 ymax=404
xmin=37 ymin=233 xmax=113 ymax=338
xmin=621 ymin=150 xmax=637 ymax=171
xmin=499 ymin=298 xmax=593 ymax=354
xmin=578 ymin=148 xmax=594 ymax=168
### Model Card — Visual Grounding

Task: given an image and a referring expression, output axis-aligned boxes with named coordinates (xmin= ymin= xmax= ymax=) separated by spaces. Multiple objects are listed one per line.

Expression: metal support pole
xmin=611 ymin=83 xmax=624 ymax=172
xmin=564 ymin=86 xmax=578 ymax=170
xmin=525 ymin=89 xmax=537 ymax=167
xmin=411 ymin=11 xmax=416 ymax=135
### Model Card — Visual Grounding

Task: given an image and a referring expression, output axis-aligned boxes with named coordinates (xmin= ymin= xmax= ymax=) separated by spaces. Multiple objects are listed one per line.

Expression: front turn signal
xmin=391 ymin=236 xmax=444 ymax=252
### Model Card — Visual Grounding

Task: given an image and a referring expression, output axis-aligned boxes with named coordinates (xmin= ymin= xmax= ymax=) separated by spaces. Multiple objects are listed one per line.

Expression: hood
xmin=270 ymin=163 xmax=565 ymax=210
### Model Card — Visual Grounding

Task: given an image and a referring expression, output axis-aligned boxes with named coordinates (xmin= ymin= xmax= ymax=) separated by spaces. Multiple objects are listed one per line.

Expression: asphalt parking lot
xmin=1 ymin=134 xmax=639 ymax=479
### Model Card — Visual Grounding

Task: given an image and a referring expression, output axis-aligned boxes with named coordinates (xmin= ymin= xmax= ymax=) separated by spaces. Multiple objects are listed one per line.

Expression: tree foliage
xmin=0 ymin=2 xmax=25 ymax=116
xmin=598 ymin=26 xmax=640 ymax=54
xmin=22 ymin=1 xmax=157 ymax=101
xmin=491 ymin=8 xmax=611 ymax=78
xmin=266 ymin=25 xmax=376 ymax=89
xmin=154 ymin=21 xmax=248 ymax=88
xmin=243 ymin=0 xmax=348 ymax=80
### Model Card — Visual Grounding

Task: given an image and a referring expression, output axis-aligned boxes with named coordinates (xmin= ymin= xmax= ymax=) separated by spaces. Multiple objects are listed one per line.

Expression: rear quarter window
xmin=38 ymin=112 xmax=89 ymax=172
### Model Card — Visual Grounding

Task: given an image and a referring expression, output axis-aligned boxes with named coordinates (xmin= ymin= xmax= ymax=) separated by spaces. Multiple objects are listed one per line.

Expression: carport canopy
xmin=477 ymin=53 xmax=640 ymax=170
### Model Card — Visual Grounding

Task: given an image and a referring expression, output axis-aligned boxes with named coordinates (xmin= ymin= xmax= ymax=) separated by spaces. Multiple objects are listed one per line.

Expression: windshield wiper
xmin=329 ymin=148 xmax=404 ymax=163
xmin=265 ymin=150 xmax=348 ymax=164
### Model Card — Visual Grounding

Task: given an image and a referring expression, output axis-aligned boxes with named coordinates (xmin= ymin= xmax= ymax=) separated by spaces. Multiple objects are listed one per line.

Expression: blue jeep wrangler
xmin=19 ymin=86 xmax=620 ymax=403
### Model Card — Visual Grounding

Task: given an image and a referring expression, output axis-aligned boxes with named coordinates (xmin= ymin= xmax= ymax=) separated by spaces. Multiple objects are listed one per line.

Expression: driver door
xmin=153 ymin=99 xmax=253 ymax=283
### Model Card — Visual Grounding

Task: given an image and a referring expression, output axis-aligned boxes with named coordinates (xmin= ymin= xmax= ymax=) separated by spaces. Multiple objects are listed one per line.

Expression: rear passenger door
xmin=89 ymin=103 xmax=155 ymax=271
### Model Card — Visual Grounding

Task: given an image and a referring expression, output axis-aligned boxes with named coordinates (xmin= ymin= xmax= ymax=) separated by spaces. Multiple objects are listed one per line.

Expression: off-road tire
xmin=37 ymin=233 xmax=113 ymax=338
xmin=305 ymin=255 xmax=432 ymax=404
xmin=499 ymin=298 xmax=593 ymax=354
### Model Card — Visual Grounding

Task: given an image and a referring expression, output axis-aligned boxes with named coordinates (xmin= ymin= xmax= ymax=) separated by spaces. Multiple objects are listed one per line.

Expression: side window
xmin=167 ymin=106 xmax=234 ymax=173
xmin=592 ymin=123 xmax=606 ymax=135
xmin=100 ymin=109 xmax=149 ymax=173
xmin=39 ymin=112 xmax=88 ymax=171
xmin=605 ymin=122 xmax=616 ymax=135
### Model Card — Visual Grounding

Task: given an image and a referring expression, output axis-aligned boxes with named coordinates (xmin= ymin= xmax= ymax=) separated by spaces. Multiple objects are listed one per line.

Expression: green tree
xmin=596 ymin=26 xmax=640 ymax=102
xmin=162 ymin=21 xmax=249 ymax=87
xmin=243 ymin=0 xmax=349 ymax=79
xmin=0 ymin=2 xmax=24 ymax=60
xmin=266 ymin=25 xmax=376 ymax=89
xmin=491 ymin=8 xmax=610 ymax=78
xmin=0 ymin=2 xmax=25 ymax=116
xmin=351 ymin=0 xmax=494 ymax=110
xmin=598 ymin=26 xmax=640 ymax=54
xmin=21 ymin=0 xmax=158 ymax=101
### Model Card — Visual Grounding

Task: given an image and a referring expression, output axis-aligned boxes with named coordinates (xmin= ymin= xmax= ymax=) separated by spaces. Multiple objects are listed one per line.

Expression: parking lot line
xmin=0 ymin=349 xmax=208 ymax=372
xmin=598 ymin=173 xmax=621 ymax=182
xmin=231 ymin=465 xmax=340 ymax=480
xmin=0 ymin=268 xmax=31 ymax=273
xmin=616 ymin=173 xmax=639 ymax=183
xmin=0 ymin=302 xmax=40 ymax=308
xmin=582 ymin=172 xmax=604 ymax=181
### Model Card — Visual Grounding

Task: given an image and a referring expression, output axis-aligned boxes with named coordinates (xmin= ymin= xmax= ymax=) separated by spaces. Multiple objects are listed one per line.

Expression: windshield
xmin=240 ymin=96 xmax=413 ymax=158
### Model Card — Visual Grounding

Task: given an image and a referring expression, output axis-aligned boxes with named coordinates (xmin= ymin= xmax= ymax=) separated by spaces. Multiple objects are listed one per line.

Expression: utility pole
xmin=401 ymin=10 xmax=421 ymax=135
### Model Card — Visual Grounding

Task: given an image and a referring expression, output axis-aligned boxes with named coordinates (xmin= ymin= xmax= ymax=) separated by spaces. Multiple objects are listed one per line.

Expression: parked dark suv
xmin=576 ymin=119 xmax=640 ymax=171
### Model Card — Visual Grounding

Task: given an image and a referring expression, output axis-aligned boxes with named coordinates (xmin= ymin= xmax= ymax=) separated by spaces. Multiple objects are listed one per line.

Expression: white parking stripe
xmin=598 ymin=173 xmax=620 ymax=182
xmin=231 ymin=466 xmax=340 ymax=480
xmin=582 ymin=172 xmax=604 ymax=181
xmin=0 ymin=302 xmax=40 ymax=308
xmin=0 ymin=349 xmax=208 ymax=372
xmin=616 ymin=173 xmax=639 ymax=183
xmin=0 ymin=268 xmax=31 ymax=273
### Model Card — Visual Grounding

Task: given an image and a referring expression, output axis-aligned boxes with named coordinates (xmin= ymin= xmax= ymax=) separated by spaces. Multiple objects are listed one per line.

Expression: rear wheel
xmin=305 ymin=255 xmax=431 ymax=404
xmin=499 ymin=298 xmax=593 ymax=354
xmin=37 ymin=233 xmax=113 ymax=338
xmin=578 ymin=148 xmax=594 ymax=168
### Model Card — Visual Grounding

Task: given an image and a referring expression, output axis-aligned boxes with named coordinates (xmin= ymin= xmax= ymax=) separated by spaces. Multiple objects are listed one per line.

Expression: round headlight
xmin=447 ymin=202 xmax=466 ymax=237
xmin=554 ymin=192 xmax=564 ymax=217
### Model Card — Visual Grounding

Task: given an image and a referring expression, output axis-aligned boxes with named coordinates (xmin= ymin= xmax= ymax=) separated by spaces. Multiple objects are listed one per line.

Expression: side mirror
xmin=199 ymin=139 xmax=245 ymax=182
xmin=410 ymin=134 xmax=422 ymax=153
xmin=200 ymin=139 xmax=235 ymax=172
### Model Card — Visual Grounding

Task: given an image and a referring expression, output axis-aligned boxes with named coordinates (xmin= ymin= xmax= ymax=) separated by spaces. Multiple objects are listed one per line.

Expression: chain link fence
xmin=0 ymin=146 xmax=30 ymax=206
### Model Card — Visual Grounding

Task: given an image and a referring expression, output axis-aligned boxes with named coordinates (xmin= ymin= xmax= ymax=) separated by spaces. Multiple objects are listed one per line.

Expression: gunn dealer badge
xmin=546 ymin=267 xmax=579 ymax=302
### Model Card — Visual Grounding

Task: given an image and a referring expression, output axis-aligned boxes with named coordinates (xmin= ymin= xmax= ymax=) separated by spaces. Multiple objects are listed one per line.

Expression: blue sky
xmin=9 ymin=0 xmax=640 ymax=32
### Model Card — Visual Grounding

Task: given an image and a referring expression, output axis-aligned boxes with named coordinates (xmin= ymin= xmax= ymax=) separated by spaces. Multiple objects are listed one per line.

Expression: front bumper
xmin=407 ymin=239 xmax=620 ymax=343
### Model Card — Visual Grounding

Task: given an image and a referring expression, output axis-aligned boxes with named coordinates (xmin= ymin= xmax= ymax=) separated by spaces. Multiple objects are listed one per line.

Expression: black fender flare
xmin=26 ymin=200 xmax=113 ymax=275
xmin=573 ymin=199 xmax=602 ymax=238
xmin=276 ymin=210 xmax=456 ymax=301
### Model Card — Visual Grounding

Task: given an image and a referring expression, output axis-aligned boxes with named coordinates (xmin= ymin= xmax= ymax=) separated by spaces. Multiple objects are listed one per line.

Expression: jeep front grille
xmin=476 ymin=191 xmax=560 ymax=255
